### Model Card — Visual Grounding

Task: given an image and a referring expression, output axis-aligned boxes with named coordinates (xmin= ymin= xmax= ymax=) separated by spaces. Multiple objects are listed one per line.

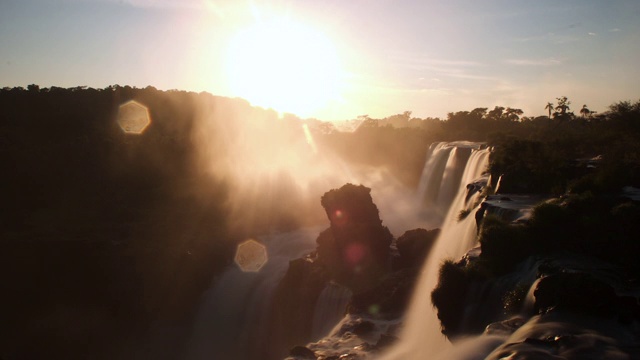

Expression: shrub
xmin=431 ymin=260 xmax=470 ymax=337
xmin=478 ymin=215 xmax=533 ymax=275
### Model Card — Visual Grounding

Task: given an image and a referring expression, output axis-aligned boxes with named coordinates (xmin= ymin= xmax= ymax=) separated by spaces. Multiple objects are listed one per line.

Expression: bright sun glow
xmin=226 ymin=18 xmax=343 ymax=117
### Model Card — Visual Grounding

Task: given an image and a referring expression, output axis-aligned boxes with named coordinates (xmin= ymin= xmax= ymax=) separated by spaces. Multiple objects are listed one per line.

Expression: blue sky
xmin=1 ymin=0 xmax=639 ymax=120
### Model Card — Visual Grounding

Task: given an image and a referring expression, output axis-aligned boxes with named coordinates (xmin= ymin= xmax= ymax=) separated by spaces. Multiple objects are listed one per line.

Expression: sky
xmin=1 ymin=0 xmax=639 ymax=120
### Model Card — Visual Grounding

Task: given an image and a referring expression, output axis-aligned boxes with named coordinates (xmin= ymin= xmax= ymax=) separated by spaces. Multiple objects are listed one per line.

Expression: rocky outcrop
xmin=394 ymin=228 xmax=439 ymax=269
xmin=318 ymin=183 xmax=393 ymax=293
xmin=275 ymin=183 xmax=440 ymax=359
xmin=533 ymin=272 xmax=618 ymax=316
xmin=432 ymin=246 xmax=640 ymax=359
xmin=348 ymin=267 xmax=420 ymax=318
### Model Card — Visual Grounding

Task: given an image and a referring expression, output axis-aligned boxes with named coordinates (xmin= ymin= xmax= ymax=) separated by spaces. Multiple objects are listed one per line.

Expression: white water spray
xmin=383 ymin=145 xmax=490 ymax=359
xmin=186 ymin=228 xmax=320 ymax=360
xmin=311 ymin=282 xmax=353 ymax=340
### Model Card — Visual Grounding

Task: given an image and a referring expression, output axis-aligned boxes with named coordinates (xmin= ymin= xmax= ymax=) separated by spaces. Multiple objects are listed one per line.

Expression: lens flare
xmin=234 ymin=239 xmax=268 ymax=272
xmin=117 ymin=100 xmax=151 ymax=134
xmin=331 ymin=209 xmax=349 ymax=227
xmin=344 ymin=243 xmax=366 ymax=266
xmin=368 ymin=304 xmax=380 ymax=316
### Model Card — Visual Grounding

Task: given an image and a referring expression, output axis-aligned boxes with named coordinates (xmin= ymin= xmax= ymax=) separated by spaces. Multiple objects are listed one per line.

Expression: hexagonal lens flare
xmin=234 ymin=239 xmax=268 ymax=272
xmin=117 ymin=100 xmax=151 ymax=134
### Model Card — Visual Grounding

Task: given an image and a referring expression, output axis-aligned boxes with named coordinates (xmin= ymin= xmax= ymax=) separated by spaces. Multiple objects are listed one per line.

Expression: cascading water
xmin=186 ymin=227 xmax=321 ymax=360
xmin=187 ymin=142 xmax=491 ymax=360
xmin=383 ymin=144 xmax=490 ymax=360
xmin=310 ymin=282 xmax=353 ymax=340
xmin=417 ymin=142 xmax=481 ymax=222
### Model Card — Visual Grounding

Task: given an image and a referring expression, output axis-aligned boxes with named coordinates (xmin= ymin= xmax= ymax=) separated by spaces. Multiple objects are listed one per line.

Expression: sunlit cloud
xmin=373 ymin=86 xmax=452 ymax=96
xmin=389 ymin=53 xmax=483 ymax=70
xmin=588 ymin=32 xmax=597 ymax=36
xmin=549 ymin=34 xmax=582 ymax=44
xmin=444 ymin=73 xmax=498 ymax=81
xmin=381 ymin=52 xmax=493 ymax=85
xmin=109 ymin=0 xmax=228 ymax=16
xmin=513 ymin=25 xmax=585 ymax=44
xmin=116 ymin=0 xmax=201 ymax=8
xmin=504 ymin=58 xmax=562 ymax=66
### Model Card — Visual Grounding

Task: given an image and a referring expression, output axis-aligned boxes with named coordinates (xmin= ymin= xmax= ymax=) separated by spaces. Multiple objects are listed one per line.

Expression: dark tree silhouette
xmin=505 ymin=107 xmax=524 ymax=122
xmin=554 ymin=96 xmax=574 ymax=121
xmin=545 ymin=101 xmax=554 ymax=118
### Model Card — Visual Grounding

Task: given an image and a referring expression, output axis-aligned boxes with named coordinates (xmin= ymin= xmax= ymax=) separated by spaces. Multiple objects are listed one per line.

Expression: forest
xmin=1 ymin=85 xmax=640 ymax=359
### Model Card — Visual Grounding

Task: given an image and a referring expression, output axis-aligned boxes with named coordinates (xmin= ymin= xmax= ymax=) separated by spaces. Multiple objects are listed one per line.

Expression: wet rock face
xmin=533 ymin=272 xmax=617 ymax=316
xmin=289 ymin=345 xmax=316 ymax=359
xmin=395 ymin=228 xmax=440 ymax=269
xmin=348 ymin=267 xmax=419 ymax=317
xmin=319 ymin=184 xmax=393 ymax=292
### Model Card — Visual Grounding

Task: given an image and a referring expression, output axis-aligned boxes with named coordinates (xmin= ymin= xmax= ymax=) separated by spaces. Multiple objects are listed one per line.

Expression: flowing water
xmin=187 ymin=142 xmax=490 ymax=360
xmin=383 ymin=144 xmax=490 ymax=359
xmin=186 ymin=228 xmax=321 ymax=360
xmin=310 ymin=283 xmax=353 ymax=341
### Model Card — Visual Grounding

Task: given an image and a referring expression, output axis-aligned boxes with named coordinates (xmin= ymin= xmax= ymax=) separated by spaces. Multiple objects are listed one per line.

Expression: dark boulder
xmin=318 ymin=183 xmax=393 ymax=292
xmin=334 ymin=318 xmax=375 ymax=336
xmin=348 ymin=268 xmax=420 ymax=317
xmin=533 ymin=272 xmax=617 ymax=316
xmin=289 ymin=345 xmax=316 ymax=359
xmin=431 ymin=259 xmax=471 ymax=338
xmin=395 ymin=228 xmax=439 ymax=269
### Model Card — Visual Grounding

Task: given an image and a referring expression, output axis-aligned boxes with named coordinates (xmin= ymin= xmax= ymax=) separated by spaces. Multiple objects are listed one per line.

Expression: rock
xmin=318 ymin=184 xmax=393 ymax=292
xmin=431 ymin=259 xmax=471 ymax=338
xmin=395 ymin=228 xmax=439 ymax=269
xmin=348 ymin=268 xmax=419 ymax=316
xmin=484 ymin=317 xmax=526 ymax=336
xmin=533 ymin=272 xmax=617 ymax=316
xmin=316 ymin=227 xmax=339 ymax=274
xmin=289 ymin=345 xmax=316 ymax=359
xmin=335 ymin=319 xmax=375 ymax=336
xmin=616 ymin=296 xmax=640 ymax=324
xmin=375 ymin=334 xmax=398 ymax=349
xmin=353 ymin=342 xmax=374 ymax=352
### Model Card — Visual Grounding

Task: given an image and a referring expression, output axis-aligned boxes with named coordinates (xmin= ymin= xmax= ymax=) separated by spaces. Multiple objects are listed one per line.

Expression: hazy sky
xmin=1 ymin=0 xmax=639 ymax=120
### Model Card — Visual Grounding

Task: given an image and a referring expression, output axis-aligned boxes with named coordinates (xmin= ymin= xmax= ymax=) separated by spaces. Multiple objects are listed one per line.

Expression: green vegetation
xmin=472 ymin=193 xmax=640 ymax=277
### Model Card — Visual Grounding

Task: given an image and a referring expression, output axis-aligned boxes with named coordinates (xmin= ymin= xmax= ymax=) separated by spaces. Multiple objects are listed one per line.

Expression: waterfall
xmin=417 ymin=142 xmax=482 ymax=222
xmin=186 ymin=142 xmax=490 ymax=360
xmin=310 ymin=282 xmax=352 ymax=340
xmin=383 ymin=145 xmax=490 ymax=360
xmin=186 ymin=227 xmax=321 ymax=360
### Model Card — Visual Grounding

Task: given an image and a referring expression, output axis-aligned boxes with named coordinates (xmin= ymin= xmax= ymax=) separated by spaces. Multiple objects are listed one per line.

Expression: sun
xmin=226 ymin=18 xmax=343 ymax=117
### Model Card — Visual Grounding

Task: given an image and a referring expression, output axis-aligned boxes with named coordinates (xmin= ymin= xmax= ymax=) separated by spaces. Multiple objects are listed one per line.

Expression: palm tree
xmin=580 ymin=104 xmax=590 ymax=118
xmin=545 ymin=102 xmax=554 ymax=118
